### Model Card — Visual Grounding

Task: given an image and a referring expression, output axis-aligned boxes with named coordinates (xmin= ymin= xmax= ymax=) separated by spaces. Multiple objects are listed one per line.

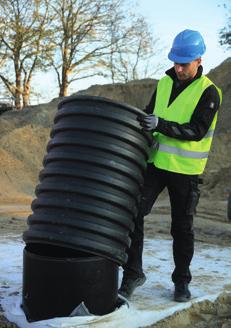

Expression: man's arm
xmin=155 ymin=85 xmax=220 ymax=141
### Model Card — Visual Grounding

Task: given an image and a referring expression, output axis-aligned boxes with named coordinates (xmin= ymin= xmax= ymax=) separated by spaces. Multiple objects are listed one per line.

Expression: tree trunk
xmin=59 ymin=67 xmax=69 ymax=97
xmin=23 ymin=79 xmax=31 ymax=108
xmin=15 ymin=65 xmax=22 ymax=109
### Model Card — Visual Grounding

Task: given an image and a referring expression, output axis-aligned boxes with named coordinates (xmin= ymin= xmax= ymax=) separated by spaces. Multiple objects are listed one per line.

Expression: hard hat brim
xmin=168 ymin=51 xmax=198 ymax=64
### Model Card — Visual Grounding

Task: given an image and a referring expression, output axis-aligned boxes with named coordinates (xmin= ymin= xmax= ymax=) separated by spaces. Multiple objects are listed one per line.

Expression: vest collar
xmin=165 ymin=65 xmax=203 ymax=84
xmin=164 ymin=66 xmax=204 ymax=105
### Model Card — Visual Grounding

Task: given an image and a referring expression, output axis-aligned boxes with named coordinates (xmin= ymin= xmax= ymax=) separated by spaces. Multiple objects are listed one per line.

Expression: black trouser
xmin=123 ymin=164 xmax=200 ymax=284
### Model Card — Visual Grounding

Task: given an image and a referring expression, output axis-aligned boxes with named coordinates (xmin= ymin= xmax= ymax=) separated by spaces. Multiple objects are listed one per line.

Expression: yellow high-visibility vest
xmin=149 ymin=75 xmax=222 ymax=175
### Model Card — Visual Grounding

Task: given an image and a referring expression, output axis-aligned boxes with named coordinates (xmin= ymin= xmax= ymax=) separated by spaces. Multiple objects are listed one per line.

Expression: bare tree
xmin=48 ymin=0 xmax=126 ymax=97
xmin=105 ymin=13 xmax=162 ymax=83
xmin=47 ymin=0 xmax=160 ymax=96
xmin=0 ymin=0 xmax=162 ymax=104
xmin=219 ymin=3 xmax=231 ymax=49
xmin=0 ymin=0 xmax=53 ymax=109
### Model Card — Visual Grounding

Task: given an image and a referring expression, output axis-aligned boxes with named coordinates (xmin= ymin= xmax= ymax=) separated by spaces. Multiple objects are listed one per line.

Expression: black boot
xmin=118 ymin=274 xmax=146 ymax=299
xmin=174 ymin=282 xmax=191 ymax=302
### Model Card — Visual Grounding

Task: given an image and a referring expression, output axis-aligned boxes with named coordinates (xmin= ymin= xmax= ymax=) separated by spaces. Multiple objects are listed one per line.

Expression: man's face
xmin=174 ymin=58 xmax=202 ymax=81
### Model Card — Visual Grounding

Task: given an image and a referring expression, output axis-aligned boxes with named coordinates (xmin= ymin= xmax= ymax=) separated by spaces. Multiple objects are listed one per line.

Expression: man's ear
xmin=197 ymin=57 xmax=202 ymax=65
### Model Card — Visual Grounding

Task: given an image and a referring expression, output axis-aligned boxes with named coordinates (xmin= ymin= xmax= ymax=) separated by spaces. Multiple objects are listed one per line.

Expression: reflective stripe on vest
xmin=149 ymin=75 xmax=222 ymax=175
xmin=158 ymin=144 xmax=209 ymax=159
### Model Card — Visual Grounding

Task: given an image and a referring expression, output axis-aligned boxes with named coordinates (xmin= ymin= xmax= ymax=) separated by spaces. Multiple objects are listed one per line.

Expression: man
xmin=118 ymin=29 xmax=222 ymax=302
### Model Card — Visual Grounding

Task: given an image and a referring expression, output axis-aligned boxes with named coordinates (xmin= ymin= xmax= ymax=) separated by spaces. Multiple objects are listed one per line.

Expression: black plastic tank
xmin=22 ymin=244 xmax=119 ymax=321
xmin=23 ymin=96 xmax=152 ymax=265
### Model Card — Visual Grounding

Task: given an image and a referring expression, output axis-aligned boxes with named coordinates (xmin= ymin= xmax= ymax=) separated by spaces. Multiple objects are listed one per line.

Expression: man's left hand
xmin=138 ymin=114 xmax=159 ymax=132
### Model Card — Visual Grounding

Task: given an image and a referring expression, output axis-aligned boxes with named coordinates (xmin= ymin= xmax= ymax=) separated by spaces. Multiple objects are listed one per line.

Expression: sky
xmin=32 ymin=0 xmax=230 ymax=104
xmin=136 ymin=0 xmax=229 ymax=74
xmin=1 ymin=236 xmax=231 ymax=327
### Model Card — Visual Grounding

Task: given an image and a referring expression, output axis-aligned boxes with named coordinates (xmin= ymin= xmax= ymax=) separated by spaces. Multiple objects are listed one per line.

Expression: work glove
xmin=138 ymin=114 xmax=159 ymax=132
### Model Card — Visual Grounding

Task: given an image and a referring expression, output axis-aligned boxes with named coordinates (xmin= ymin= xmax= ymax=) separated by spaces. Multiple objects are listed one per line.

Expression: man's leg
xmin=168 ymin=173 xmax=199 ymax=301
xmin=119 ymin=165 xmax=165 ymax=298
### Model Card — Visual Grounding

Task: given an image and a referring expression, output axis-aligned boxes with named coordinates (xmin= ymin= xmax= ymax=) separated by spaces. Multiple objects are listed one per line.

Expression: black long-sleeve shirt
xmin=145 ymin=66 xmax=221 ymax=141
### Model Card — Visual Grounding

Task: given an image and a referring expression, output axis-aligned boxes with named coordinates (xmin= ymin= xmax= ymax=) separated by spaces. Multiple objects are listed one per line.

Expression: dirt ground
xmin=0 ymin=194 xmax=231 ymax=328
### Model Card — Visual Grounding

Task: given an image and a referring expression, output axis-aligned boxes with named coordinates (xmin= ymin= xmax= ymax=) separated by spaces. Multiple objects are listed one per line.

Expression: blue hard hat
xmin=168 ymin=29 xmax=206 ymax=63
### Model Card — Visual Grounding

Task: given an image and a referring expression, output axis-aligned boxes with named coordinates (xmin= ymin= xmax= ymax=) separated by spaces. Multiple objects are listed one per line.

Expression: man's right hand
xmin=137 ymin=114 xmax=159 ymax=132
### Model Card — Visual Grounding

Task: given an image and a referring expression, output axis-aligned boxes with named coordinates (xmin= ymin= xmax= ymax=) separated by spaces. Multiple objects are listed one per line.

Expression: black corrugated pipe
xmin=22 ymin=245 xmax=119 ymax=320
xmin=22 ymin=96 xmax=152 ymax=320
xmin=23 ymin=96 xmax=152 ymax=265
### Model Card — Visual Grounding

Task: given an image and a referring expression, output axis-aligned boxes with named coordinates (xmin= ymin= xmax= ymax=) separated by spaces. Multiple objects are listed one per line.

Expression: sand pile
xmin=150 ymin=292 xmax=231 ymax=328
